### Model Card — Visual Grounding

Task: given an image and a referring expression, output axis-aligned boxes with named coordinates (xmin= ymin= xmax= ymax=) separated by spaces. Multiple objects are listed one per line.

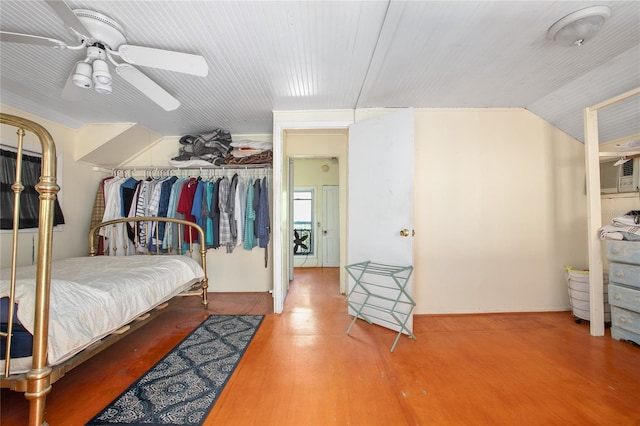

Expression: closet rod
xmin=92 ymin=164 xmax=272 ymax=174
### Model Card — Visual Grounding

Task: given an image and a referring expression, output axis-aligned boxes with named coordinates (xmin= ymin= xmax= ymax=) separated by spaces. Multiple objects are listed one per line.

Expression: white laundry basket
xmin=565 ymin=267 xmax=611 ymax=324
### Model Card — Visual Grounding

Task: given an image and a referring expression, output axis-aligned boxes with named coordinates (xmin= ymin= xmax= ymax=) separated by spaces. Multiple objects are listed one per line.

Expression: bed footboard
xmin=88 ymin=216 xmax=209 ymax=306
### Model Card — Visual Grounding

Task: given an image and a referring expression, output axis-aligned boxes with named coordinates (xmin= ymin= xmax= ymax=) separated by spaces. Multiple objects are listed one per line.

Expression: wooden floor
xmin=2 ymin=267 xmax=640 ymax=425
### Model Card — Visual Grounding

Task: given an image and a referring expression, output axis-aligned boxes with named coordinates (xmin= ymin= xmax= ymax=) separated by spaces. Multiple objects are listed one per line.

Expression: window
xmin=0 ymin=147 xmax=65 ymax=230
xmin=293 ymin=189 xmax=314 ymax=256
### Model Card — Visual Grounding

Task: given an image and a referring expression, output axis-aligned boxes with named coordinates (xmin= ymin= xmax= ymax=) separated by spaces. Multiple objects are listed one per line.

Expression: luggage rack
xmin=345 ymin=261 xmax=416 ymax=351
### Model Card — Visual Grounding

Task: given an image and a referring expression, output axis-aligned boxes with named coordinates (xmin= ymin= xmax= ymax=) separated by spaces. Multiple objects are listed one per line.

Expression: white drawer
xmin=608 ymin=284 xmax=640 ymax=311
xmin=606 ymin=240 xmax=640 ymax=265
xmin=611 ymin=306 xmax=640 ymax=335
xmin=609 ymin=263 xmax=640 ymax=289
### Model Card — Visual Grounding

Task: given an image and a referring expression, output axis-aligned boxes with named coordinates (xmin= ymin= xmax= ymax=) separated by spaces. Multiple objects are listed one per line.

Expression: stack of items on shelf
xmin=170 ymin=128 xmax=233 ymax=167
xmin=599 ymin=210 xmax=640 ymax=241
xmin=169 ymin=130 xmax=273 ymax=167
xmin=224 ymin=140 xmax=273 ymax=165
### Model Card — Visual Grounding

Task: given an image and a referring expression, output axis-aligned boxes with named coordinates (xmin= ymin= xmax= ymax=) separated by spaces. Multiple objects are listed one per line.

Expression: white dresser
xmin=607 ymin=240 xmax=640 ymax=345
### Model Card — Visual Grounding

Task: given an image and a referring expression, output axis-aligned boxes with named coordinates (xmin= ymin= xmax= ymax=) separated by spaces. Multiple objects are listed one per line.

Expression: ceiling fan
xmin=0 ymin=0 xmax=209 ymax=111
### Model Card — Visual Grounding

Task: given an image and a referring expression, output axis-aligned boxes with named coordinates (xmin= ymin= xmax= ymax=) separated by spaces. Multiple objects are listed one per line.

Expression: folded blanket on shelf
xmin=224 ymin=150 xmax=272 ymax=165
xmin=231 ymin=140 xmax=273 ymax=150
xmin=599 ymin=225 xmax=640 ymax=241
xmin=230 ymin=148 xmax=265 ymax=158
xmin=599 ymin=211 xmax=640 ymax=240
xmin=612 ymin=210 xmax=640 ymax=226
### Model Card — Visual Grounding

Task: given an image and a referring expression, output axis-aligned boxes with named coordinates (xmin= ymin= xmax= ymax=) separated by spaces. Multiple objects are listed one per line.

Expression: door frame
xmin=272 ymin=119 xmax=353 ymax=314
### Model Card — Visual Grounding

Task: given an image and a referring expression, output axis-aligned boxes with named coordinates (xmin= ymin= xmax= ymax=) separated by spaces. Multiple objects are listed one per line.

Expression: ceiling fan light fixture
xmin=92 ymin=59 xmax=112 ymax=85
xmin=72 ymin=61 xmax=92 ymax=88
xmin=3 ymin=2 xmax=208 ymax=110
xmin=94 ymin=81 xmax=112 ymax=95
xmin=547 ymin=5 xmax=611 ymax=46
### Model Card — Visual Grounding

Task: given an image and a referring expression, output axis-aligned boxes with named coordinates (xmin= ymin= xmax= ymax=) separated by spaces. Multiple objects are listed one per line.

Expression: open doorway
xmin=273 ymin=111 xmax=413 ymax=316
xmin=283 ymin=129 xmax=348 ymax=292
xmin=291 ymin=157 xmax=340 ymax=270
xmin=272 ymin=124 xmax=350 ymax=313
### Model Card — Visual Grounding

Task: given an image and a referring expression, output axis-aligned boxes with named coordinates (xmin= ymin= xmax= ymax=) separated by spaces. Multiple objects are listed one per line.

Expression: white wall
xmin=0 ymin=105 xmax=100 ymax=268
xmin=2 ymin=104 xmax=590 ymax=312
xmin=413 ymin=108 xmax=587 ymax=314
xmin=274 ymin=108 xmax=588 ymax=314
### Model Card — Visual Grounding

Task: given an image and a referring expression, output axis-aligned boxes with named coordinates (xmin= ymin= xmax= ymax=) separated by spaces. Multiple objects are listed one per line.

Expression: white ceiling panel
xmin=1 ymin=0 xmax=639 ymax=142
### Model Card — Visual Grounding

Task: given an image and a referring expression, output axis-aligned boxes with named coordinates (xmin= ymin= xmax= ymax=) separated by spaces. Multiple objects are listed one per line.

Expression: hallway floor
xmin=2 ymin=267 xmax=639 ymax=425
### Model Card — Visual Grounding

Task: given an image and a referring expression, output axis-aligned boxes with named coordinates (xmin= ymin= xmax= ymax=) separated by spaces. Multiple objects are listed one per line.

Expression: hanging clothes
xmin=209 ymin=178 xmax=221 ymax=249
xmin=149 ymin=176 xmax=176 ymax=252
xmin=243 ymin=178 xmax=257 ymax=250
xmin=90 ymin=176 xmax=114 ymax=255
xmin=134 ymin=178 xmax=152 ymax=252
xmin=235 ymin=176 xmax=246 ymax=248
xmin=120 ymin=177 xmax=140 ymax=243
xmin=257 ymin=176 xmax=270 ymax=267
xmin=190 ymin=178 xmax=205 ymax=237
xmin=218 ymin=176 xmax=232 ymax=249
xmin=257 ymin=176 xmax=270 ymax=248
xmin=227 ymin=174 xmax=239 ymax=252
xmin=253 ymin=178 xmax=261 ymax=242
xmin=91 ymin=168 xmax=270 ymax=266
xmin=203 ymin=181 xmax=215 ymax=248
xmin=101 ymin=176 xmax=134 ymax=256
xmin=177 ymin=177 xmax=199 ymax=244
xmin=163 ymin=177 xmax=187 ymax=251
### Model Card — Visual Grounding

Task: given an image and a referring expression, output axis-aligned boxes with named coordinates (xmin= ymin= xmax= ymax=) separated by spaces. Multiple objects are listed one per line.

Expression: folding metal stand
xmin=345 ymin=261 xmax=416 ymax=351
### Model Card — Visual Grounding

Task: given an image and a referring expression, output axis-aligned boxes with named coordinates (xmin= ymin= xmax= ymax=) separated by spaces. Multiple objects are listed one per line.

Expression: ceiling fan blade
xmin=0 ymin=31 xmax=68 ymax=48
xmin=115 ymin=64 xmax=180 ymax=111
xmin=44 ymin=0 xmax=90 ymax=36
xmin=116 ymin=45 xmax=209 ymax=77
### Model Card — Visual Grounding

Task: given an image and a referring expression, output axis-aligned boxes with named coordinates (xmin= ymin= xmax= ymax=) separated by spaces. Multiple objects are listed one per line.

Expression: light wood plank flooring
xmin=2 ymin=267 xmax=639 ymax=425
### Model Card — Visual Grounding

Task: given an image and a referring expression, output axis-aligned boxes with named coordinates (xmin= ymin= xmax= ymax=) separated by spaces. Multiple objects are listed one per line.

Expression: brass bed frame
xmin=0 ymin=113 xmax=209 ymax=426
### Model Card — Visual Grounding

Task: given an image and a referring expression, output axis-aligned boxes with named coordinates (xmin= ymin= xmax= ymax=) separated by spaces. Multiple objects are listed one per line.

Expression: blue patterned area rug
xmin=87 ymin=315 xmax=264 ymax=425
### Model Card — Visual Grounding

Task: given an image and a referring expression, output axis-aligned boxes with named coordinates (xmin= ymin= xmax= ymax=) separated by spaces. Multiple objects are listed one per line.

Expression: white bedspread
xmin=1 ymin=255 xmax=204 ymax=372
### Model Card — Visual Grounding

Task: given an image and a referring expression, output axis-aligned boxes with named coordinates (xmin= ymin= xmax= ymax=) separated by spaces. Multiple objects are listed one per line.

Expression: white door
xmin=347 ymin=108 xmax=414 ymax=333
xmin=322 ymin=185 xmax=340 ymax=267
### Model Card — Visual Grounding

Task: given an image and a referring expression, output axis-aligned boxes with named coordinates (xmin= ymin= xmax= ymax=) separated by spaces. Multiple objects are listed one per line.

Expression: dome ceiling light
xmin=547 ymin=6 xmax=611 ymax=47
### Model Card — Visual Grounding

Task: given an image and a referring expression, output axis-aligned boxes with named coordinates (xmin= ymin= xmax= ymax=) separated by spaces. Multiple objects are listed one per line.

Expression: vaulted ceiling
xmin=1 ymin=1 xmax=638 ymax=143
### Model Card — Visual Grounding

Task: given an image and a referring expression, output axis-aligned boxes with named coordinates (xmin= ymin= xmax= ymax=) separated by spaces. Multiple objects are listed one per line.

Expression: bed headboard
xmin=0 ymin=113 xmax=59 ymax=426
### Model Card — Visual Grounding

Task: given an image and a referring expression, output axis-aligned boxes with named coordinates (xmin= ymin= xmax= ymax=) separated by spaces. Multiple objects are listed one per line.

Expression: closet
xmin=93 ymin=165 xmax=273 ymax=293
xmin=584 ymin=87 xmax=640 ymax=337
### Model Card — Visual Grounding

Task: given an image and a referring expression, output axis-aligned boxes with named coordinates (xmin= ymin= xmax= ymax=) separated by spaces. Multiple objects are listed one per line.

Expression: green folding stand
xmin=345 ymin=261 xmax=416 ymax=351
